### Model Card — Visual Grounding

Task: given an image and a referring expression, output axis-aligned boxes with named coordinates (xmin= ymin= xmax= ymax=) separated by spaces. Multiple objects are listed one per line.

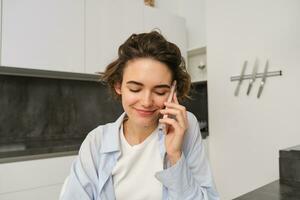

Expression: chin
xmin=137 ymin=116 xmax=158 ymax=127
xmin=130 ymin=113 xmax=159 ymax=128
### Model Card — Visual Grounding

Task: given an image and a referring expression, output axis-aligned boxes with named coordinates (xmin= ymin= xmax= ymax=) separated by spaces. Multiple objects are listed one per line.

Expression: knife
xmin=234 ymin=61 xmax=247 ymax=96
xmin=246 ymin=59 xmax=259 ymax=95
xmin=257 ymin=60 xmax=269 ymax=98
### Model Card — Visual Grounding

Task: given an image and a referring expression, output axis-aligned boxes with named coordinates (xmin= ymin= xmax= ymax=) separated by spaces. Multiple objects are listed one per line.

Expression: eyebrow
xmin=126 ymin=81 xmax=171 ymax=89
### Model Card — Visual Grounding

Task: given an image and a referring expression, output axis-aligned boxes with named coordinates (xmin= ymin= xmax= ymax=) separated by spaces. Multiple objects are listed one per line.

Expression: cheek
xmin=122 ymin=92 xmax=139 ymax=106
xmin=155 ymin=96 xmax=168 ymax=108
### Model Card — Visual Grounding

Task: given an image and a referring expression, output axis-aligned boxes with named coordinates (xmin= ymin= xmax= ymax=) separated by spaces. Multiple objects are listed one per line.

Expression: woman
xmin=60 ymin=31 xmax=219 ymax=200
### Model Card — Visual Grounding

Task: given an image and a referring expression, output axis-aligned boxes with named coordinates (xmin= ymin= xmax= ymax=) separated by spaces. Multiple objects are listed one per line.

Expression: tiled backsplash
xmin=0 ymin=74 xmax=123 ymax=145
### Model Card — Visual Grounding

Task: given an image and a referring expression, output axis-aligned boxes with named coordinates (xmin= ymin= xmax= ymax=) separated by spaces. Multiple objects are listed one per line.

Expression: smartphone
xmin=158 ymin=80 xmax=177 ymax=134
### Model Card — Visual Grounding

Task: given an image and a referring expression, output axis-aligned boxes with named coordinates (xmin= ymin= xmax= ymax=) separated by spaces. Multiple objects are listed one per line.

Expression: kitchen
xmin=0 ymin=0 xmax=300 ymax=199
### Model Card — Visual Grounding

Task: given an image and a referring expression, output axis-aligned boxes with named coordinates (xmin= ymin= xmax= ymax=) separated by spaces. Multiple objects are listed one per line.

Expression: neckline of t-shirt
xmin=120 ymin=122 xmax=158 ymax=151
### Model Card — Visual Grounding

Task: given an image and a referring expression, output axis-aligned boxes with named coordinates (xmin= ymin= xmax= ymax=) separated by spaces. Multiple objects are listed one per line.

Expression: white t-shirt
xmin=112 ymin=124 xmax=163 ymax=200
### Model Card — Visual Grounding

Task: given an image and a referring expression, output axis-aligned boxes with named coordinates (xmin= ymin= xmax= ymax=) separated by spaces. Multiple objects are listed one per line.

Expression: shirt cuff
xmin=155 ymin=153 xmax=191 ymax=193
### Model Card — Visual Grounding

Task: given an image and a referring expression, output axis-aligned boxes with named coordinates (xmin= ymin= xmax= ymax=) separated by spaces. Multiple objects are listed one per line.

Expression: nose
xmin=141 ymin=92 xmax=153 ymax=108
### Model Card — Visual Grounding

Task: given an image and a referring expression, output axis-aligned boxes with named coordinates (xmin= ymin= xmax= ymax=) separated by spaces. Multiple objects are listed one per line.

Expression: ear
xmin=114 ymin=82 xmax=122 ymax=95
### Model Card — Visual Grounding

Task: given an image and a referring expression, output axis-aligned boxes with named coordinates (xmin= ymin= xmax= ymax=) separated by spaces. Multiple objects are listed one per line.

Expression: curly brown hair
xmin=100 ymin=31 xmax=191 ymax=101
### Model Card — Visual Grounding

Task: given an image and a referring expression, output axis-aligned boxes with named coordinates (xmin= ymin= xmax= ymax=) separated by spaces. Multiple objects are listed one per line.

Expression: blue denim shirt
xmin=60 ymin=112 xmax=219 ymax=200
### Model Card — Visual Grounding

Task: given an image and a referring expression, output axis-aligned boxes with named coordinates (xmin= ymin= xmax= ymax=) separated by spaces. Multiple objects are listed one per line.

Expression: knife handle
xmin=257 ymin=83 xmax=264 ymax=98
xmin=234 ymin=84 xmax=241 ymax=96
xmin=246 ymin=82 xmax=253 ymax=95
xmin=234 ymin=61 xmax=248 ymax=96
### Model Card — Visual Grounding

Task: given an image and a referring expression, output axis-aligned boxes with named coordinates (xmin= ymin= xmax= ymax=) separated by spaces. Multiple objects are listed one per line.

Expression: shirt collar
xmin=99 ymin=112 xmax=126 ymax=154
xmin=99 ymin=112 xmax=166 ymax=158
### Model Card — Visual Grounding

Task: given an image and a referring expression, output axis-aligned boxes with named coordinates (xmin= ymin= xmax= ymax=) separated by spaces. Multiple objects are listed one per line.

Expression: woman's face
xmin=115 ymin=58 xmax=173 ymax=129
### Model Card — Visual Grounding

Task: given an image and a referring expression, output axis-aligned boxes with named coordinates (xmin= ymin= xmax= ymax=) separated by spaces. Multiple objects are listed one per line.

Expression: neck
xmin=123 ymin=119 xmax=157 ymax=145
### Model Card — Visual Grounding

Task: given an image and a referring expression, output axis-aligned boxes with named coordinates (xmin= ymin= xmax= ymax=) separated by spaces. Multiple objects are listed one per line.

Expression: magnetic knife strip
xmin=231 ymin=60 xmax=283 ymax=98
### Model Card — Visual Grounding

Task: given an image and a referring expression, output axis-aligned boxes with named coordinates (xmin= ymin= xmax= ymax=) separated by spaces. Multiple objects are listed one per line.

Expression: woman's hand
xmin=159 ymin=93 xmax=188 ymax=165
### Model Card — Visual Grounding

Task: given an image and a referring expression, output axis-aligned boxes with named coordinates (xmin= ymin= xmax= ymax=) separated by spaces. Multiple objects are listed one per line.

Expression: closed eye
xmin=155 ymin=91 xmax=168 ymax=96
xmin=129 ymin=89 xmax=167 ymax=96
xmin=129 ymin=89 xmax=141 ymax=93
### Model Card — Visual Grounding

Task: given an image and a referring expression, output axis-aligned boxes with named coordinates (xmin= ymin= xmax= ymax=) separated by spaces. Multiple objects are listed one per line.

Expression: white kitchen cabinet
xmin=1 ymin=0 xmax=85 ymax=73
xmin=143 ymin=6 xmax=187 ymax=60
xmin=187 ymin=47 xmax=207 ymax=82
xmin=178 ymin=0 xmax=206 ymax=49
xmin=0 ymin=184 xmax=62 ymax=200
xmin=85 ymin=0 xmax=144 ymax=74
xmin=0 ymin=156 xmax=75 ymax=196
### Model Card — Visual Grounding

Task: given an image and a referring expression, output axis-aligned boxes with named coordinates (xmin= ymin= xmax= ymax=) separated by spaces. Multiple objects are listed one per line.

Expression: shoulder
xmin=75 ymin=122 xmax=117 ymax=168
xmin=186 ymin=111 xmax=199 ymax=135
xmin=83 ymin=125 xmax=105 ymax=148
xmin=182 ymin=111 xmax=202 ymax=153
xmin=186 ymin=111 xmax=198 ymax=126
xmin=81 ymin=120 xmax=117 ymax=150
xmin=79 ymin=113 xmax=124 ymax=155
xmin=78 ymin=125 xmax=105 ymax=158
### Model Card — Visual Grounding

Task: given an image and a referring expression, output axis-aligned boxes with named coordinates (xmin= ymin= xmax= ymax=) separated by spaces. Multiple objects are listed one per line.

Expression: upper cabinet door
xmin=1 ymin=0 xmax=85 ymax=73
xmin=85 ymin=0 xmax=144 ymax=74
xmin=143 ymin=6 xmax=187 ymax=60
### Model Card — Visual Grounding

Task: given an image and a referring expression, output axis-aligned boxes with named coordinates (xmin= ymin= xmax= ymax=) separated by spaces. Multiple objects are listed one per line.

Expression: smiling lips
xmin=134 ymin=108 xmax=157 ymax=117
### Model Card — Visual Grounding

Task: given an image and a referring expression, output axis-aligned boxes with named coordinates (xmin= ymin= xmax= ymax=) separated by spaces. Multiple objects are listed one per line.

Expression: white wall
xmin=206 ymin=0 xmax=300 ymax=199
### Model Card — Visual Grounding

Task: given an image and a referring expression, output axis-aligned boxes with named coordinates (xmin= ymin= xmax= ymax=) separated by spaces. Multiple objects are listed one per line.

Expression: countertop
xmin=234 ymin=180 xmax=300 ymax=200
xmin=0 ymin=139 xmax=81 ymax=163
